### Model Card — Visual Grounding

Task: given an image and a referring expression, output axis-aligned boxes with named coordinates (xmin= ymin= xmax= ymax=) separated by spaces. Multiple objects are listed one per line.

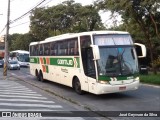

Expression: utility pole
xmin=3 ymin=0 xmax=10 ymax=78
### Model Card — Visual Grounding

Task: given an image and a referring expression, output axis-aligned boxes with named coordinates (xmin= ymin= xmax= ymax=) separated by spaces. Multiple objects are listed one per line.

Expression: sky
xmin=0 ymin=0 xmax=121 ymax=35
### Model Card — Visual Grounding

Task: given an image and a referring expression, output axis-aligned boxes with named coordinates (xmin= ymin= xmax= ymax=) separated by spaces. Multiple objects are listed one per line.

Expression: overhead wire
xmin=10 ymin=0 xmax=47 ymax=24
xmin=0 ymin=0 xmax=50 ymax=35
xmin=0 ymin=25 xmax=7 ymax=35
xmin=10 ymin=21 xmax=30 ymax=28
xmin=10 ymin=0 xmax=53 ymax=28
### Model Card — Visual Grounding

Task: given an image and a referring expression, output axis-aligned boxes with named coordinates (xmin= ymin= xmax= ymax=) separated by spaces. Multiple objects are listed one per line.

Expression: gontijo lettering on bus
xmin=57 ymin=59 xmax=73 ymax=66
xmin=50 ymin=57 xmax=80 ymax=68
xmin=30 ymin=57 xmax=80 ymax=68
xmin=30 ymin=57 xmax=39 ymax=64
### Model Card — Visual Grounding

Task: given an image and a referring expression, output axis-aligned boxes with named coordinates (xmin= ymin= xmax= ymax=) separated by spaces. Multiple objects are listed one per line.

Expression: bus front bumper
xmin=95 ymin=80 xmax=139 ymax=95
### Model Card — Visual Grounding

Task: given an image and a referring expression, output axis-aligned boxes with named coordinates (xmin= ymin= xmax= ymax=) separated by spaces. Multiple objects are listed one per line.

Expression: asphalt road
xmin=0 ymin=68 xmax=101 ymax=120
xmin=1 ymin=67 xmax=160 ymax=120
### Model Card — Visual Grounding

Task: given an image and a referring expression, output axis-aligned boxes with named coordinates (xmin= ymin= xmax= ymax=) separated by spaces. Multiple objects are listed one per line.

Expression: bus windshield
xmin=18 ymin=54 xmax=29 ymax=62
xmin=93 ymin=34 xmax=138 ymax=77
xmin=97 ymin=46 xmax=139 ymax=77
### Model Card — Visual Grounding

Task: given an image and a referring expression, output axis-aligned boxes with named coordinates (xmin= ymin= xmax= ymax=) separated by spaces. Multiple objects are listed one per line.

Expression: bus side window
xmin=59 ymin=41 xmax=68 ymax=56
xmin=51 ymin=42 xmax=58 ymax=56
xmin=74 ymin=40 xmax=79 ymax=55
xmin=36 ymin=45 xmax=39 ymax=56
xmin=39 ymin=44 xmax=44 ymax=56
xmin=33 ymin=45 xmax=38 ymax=56
xmin=30 ymin=46 xmax=33 ymax=56
xmin=68 ymin=38 xmax=78 ymax=55
xmin=80 ymin=35 xmax=96 ymax=78
xmin=44 ymin=43 xmax=50 ymax=56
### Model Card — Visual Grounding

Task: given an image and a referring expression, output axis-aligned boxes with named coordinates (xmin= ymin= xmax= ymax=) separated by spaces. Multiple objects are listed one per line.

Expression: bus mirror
xmin=134 ymin=43 xmax=146 ymax=58
xmin=90 ymin=45 xmax=100 ymax=60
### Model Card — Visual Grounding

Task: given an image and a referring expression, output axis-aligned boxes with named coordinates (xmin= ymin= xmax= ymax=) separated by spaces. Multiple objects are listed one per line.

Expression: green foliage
xmin=96 ymin=0 xmax=160 ymax=73
xmin=30 ymin=0 xmax=105 ymax=41
xmin=9 ymin=33 xmax=37 ymax=51
xmin=30 ymin=7 xmax=49 ymax=41
xmin=140 ymin=73 xmax=160 ymax=85
xmin=151 ymin=56 xmax=160 ymax=68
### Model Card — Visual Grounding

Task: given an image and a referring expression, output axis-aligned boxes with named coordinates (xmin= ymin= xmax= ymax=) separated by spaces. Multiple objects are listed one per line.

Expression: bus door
xmin=80 ymin=36 xmax=97 ymax=93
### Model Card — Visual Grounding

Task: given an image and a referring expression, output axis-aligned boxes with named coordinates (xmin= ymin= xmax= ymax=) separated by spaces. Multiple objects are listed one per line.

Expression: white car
xmin=8 ymin=60 xmax=20 ymax=70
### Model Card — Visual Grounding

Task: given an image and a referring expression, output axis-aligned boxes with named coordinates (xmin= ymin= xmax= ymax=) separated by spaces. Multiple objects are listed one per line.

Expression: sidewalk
xmin=0 ymin=69 xmax=16 ymax=81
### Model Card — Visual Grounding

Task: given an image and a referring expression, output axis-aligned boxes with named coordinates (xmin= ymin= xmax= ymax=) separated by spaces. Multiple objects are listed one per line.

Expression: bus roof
xmin=30 ymin=30 xmax=129 ymax=45
xmin=10 ymin=50 xmax=29 ymax=54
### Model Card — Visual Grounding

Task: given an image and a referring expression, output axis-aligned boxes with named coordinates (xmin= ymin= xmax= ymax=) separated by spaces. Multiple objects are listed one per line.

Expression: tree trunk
xmin=148 ymin=43 xmax=157 ymax=74
xmin=135 ymin=16 xmax=157 ymax=74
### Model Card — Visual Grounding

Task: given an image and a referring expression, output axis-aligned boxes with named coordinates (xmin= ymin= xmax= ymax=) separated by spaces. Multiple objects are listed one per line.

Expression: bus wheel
xmin=74 ymin=78 xmax=84 ymax=95
xmin=36 ymin=70 xmax=39 ymax=81
xmin=39 ymin=72 xmax=44 ymax=82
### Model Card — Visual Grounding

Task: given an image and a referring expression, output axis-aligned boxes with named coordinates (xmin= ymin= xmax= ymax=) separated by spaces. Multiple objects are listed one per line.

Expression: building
xmin=0 ymin=35 xmax=5 ymax=42
xmin=0 ymin=35 xmax=5 ymax=58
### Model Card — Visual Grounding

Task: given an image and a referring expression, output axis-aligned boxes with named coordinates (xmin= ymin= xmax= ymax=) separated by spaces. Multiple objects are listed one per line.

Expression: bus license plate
xmin=119 ymin=86 xmax=126 ymax=90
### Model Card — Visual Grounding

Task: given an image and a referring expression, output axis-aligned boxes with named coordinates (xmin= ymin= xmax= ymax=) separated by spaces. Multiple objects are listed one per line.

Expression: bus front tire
xmin=74 ymin=78 xmax=84 ymax=95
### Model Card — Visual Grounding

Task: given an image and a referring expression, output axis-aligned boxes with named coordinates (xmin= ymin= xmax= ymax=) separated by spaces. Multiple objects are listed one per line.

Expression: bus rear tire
xmin=74 ymin=78 xmax=84 ymax=95
xmin=39 ymin=71 xmax=44 ymax=82
xmin=35 ymin=70 xmax=39 ymax=81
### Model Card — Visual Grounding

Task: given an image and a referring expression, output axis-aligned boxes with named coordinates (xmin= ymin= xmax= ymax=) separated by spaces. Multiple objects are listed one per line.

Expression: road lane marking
xmin=0 ymin=87 xmax=31 ymax=90
xmin=0 ymin=92 xmax=42 ymax=96
xmin=0 ymin=103 xmax=62 ymax=108
xmin=0 ymin=98 xmax=55 ymax=103
xmin=0 ymin=89 xmax=36 ymax=93
xmin=0 ymin=94 xmax=47 ymax=99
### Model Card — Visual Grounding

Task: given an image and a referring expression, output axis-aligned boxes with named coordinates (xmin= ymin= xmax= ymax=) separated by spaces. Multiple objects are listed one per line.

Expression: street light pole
xmin=3 ymin=0 xmax=10 ymax=78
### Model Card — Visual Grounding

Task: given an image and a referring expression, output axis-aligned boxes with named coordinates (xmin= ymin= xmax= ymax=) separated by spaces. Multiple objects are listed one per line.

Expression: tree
xmin=96 ymin=0 xmax=160 ymax=74
xmin=29 ymin=0 xmax=105 ymax=40
xmin=9 ymin=33 xmax=37 ymax=51
xmin=30 ymin=7 xmax=50 ymax=41
xmin=8 ymin=33 xmax=20 ymax=51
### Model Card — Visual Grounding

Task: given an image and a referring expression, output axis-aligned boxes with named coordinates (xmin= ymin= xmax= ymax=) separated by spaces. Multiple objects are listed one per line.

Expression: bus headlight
xmin=135 ymin=77 xmax=139 ymax=81
xmin=98 ymin=80 xmax=109 ymax=84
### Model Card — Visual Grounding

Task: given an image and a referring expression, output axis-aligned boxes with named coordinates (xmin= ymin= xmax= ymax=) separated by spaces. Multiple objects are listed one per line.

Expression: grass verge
xmin=140 ymin=73 xmax=160 ymax=85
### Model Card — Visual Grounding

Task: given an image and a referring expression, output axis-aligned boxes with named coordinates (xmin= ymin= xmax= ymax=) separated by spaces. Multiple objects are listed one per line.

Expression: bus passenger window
xmin=68 ymin=38 xmax=78 ymax=55
xmin=50 ymin=42 xmax=58 ymax=55
xmin=44 ymin=43 xmax=50 ymax=56
xmin=39 ymin=44 xmax=44 ymax=56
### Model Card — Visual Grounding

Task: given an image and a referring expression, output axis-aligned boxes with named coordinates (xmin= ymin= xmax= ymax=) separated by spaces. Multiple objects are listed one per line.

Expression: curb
xmin=140 ymin=83 xmax=160 ymax=88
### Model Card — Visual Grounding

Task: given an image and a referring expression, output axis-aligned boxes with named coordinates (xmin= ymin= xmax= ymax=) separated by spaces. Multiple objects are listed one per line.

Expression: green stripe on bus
xmin=30 ymin=57 xmax=39 ymax=64
xmin=46 ymin=65 xmax=49 ymax=73
xmin=30 ymin=57 xmax=80 ymax=68
xmin=37 ymin=58 xmax=39 ymax=64
xmin=75 ymin=57 xmax=80 ymax=68
xmin=43 ymin=57 xmax=46 ymax=64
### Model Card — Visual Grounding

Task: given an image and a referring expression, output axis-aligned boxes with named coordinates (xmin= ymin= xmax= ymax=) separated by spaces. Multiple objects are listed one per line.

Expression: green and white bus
xmin=29 ymin=31 xmax=146 ymax=95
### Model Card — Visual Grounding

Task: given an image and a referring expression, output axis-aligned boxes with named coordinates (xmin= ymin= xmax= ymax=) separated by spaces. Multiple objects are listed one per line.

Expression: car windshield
xmin=97 ymin=46 xmax=139 ymax=77
xmin=10 ymin=61 xmax=18 ymax=64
